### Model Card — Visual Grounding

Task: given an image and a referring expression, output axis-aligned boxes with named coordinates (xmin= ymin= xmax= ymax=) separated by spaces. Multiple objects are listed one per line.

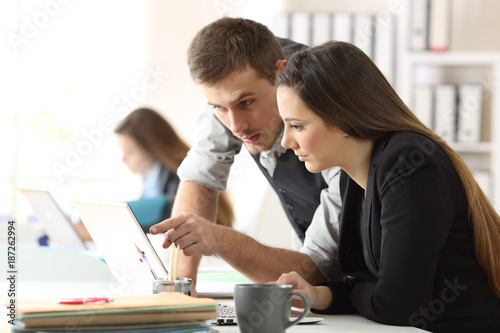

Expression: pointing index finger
xmin=149 ymin=213 xmax=189 ymax=234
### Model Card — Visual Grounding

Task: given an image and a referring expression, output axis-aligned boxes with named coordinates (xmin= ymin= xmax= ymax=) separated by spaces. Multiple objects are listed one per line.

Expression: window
xmin=2 ymin=1 xmax=147 ymax=222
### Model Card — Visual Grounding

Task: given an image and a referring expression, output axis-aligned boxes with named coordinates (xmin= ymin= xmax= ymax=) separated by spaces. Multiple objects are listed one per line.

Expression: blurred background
xmin=2 ymin=0 xmax=500 ymax=249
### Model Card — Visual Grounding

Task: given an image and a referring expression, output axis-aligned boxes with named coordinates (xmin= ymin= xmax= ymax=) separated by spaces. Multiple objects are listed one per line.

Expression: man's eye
xmin=212 ymin=105 xmax=224 ymax=111
xmin=240 ymin=99 xmax=253 ymax=106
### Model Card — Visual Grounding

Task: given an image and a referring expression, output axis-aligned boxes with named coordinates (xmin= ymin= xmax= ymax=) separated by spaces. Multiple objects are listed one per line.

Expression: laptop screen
xmin=20 ymin=189 xmax=87 ymax=250
xmin=72 ymin=200 xmax=170 ymax=295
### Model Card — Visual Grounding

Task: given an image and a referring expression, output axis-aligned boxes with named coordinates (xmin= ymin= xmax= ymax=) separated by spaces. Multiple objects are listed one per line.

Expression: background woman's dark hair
xmin=276 ymin=41 xmax=500 ymax=297
xmin=115 ymin=108 xmax=188 ymax=173
xmin=115 ymin=108 xmax=233 ymax=227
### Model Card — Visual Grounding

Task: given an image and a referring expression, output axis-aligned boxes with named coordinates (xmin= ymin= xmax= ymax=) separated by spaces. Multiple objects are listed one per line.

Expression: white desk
xmin=213 ymin=315 xmax=425 ymax=333
xmin=2 ymin=281 xmax=428 ymax=333
xmin=1 ymin=251 xmax=427 ymax=333
xmin=2 ymin=281 xmax=427 ymax=333
xmin=213 ymin=299 xmax=427 ymax=333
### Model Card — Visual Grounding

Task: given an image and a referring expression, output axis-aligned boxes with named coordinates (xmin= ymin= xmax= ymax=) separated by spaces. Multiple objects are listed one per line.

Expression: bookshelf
xmin=401 ymin=51 xmax=500 ymax=211
xmin=271 ymin=11 xmax=397 ymax=86
xmin=270 ymin=4 xmax=500 ymax=212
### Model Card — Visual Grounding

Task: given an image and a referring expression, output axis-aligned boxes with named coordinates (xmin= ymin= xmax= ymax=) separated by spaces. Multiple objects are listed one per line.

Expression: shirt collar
xmin=269 ymin=128 xmax=287 ymax=156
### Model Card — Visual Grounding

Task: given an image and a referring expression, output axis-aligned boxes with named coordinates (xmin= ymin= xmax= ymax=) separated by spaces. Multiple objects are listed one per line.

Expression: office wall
xmin=143 ymin=0 xmax=218 ymax=145
xmin=142 ymin=0 xmax=294 ymax=249
xmin=145 ymin=0 xmax=500 ymax=143
xmin=141 ymin=0 xmax=500 ymax=248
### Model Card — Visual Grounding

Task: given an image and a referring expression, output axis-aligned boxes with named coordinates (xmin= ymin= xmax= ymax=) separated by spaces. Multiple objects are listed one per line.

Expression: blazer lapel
xmin=364 ymin=159 xmax=378 ymax=276
xmin=339 ymin=173 xmax=375 ymax=281
xmin=363 ymin=139 xmax=388 ymax=276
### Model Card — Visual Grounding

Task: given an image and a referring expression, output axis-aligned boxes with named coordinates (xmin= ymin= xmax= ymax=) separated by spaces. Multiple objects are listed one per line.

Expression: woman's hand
xmin=277 ymin=271 xmax=332 ymax=310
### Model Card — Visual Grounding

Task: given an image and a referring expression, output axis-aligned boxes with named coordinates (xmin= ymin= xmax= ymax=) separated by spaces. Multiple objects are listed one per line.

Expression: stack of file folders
xmin=7 ymin=292 xmax=217 ymax=332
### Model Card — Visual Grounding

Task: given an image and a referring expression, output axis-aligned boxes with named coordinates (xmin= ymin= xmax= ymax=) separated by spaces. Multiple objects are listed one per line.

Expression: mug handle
xmin=284 ymin=291 xmax=311 ymax=329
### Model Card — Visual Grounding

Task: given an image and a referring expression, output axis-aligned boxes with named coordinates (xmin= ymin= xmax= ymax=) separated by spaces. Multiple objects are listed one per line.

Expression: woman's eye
xmin=290 ymin=124 xmax=303 ymax=130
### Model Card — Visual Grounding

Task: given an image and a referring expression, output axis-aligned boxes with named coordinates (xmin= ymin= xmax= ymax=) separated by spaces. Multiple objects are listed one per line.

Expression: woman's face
xmin=116 ymin=134 xmax=156 ymax=173
xmin=277 ymin=86 xmax=348 ymax=173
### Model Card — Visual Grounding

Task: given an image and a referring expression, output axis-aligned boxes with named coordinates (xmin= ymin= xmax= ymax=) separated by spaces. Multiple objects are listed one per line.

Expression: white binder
xmin=353 ymin=12 xmax=373 ymax=58
xmin=331 ymin=12 xmax=353 ymax=43
xmin=273 ymin=12 xmax=290 ymax=39
xmin=428 ymin=0 xmax=451 ymax=51
xmin=413 ymin=85 xmax=434 ymax=129
xmin=409 ymin=0 xmax=429 ymax=51
xmin=373 ymin=12 xmax=396 ymax=84
xmin=312 ymin=12 xmax=331 ymax=46
xmin=433 ymin=84 xmax=456 ymax=142
xmin=291 ymin=12 xmax=311 ymax=46
xmin=457 ymin=83 xmax=483 ymax=143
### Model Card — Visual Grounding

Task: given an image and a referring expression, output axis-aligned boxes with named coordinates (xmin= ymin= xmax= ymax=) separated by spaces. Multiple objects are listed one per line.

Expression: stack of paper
xmin=7 ymin=293 xmax=217 ymax=332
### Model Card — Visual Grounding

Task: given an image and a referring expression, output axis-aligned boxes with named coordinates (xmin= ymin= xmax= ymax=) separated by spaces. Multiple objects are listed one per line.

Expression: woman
xmin=275 ymin=41 xmax=500 ymax=332
xmin=115 ymin=108 xmax=233 ymax=230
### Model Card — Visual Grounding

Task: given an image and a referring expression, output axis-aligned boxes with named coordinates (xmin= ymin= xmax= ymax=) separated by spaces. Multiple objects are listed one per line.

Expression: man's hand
xmin=150 ymin=212 xmax=222 ymax=257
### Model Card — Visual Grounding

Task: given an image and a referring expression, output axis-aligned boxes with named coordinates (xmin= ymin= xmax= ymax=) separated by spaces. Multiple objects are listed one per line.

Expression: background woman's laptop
xmin=20 ymin=189 xmax=89 ymax=250
xmin=71 ymin=200 xmax=170 ymax=295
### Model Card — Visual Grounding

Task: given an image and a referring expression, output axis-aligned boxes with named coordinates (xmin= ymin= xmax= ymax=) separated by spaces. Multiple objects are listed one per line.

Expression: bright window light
xmin=2 ymin=1 xmax=147 ymax=222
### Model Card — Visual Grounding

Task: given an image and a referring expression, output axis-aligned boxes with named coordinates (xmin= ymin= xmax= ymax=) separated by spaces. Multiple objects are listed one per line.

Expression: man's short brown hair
xmin=187 ymin=17 xmax=284 ymax=86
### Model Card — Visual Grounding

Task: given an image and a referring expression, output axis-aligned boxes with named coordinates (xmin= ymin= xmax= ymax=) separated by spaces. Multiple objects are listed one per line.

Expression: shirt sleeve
xmin=300 ymin=166 xmax=345 ymax=282
xmin=177 ymin=103 xmax=242 ymax=191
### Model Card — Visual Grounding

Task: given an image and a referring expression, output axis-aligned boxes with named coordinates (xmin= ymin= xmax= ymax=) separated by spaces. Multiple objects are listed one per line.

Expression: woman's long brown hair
xmin=276 ymin=41 xmax=500 ymax=297
xmin=115 ymin=108 xmax=233 ymax=227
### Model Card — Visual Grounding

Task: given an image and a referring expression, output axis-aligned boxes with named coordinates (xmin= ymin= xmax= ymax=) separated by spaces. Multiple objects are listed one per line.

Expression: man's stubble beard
xmin=243 ymin=124 xmax=283 ymax=155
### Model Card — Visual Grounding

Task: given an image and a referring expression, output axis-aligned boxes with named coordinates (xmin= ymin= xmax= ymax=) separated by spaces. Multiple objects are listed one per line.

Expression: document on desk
xmin=197 ymin=271 xmax=251 ymax=298
xmin=7 ymin=292 xmax=217 ymax=331
xmin=197 ymin=255 xmax=252 ymax=298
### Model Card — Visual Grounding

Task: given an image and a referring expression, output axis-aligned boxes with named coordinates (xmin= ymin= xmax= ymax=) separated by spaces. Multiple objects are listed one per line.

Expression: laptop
xmin=20 ymin=189 xmax=88 ymax=250
xmin=71 ymin=199 xmax=170 ymax=295
xmin=71 ymin=199 xmax=325 ymax=324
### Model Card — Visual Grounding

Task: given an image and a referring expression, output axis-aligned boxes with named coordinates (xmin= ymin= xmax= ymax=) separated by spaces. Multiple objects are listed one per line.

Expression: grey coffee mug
xmin=234 ymin=283 xmax=311 ymax=333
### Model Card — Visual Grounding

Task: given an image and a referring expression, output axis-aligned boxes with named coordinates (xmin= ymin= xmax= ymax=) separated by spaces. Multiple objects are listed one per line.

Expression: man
xmin=150 ymin=17 xmax=343 ymax=293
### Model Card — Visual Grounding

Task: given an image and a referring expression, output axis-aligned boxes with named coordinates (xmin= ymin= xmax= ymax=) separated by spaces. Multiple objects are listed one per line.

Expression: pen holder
xmin=152 ymin=277 xmax=192 ymax=296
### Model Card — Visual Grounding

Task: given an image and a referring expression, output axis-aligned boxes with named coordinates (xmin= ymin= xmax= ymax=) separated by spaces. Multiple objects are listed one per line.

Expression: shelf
xmin=406 ymin=51 xmax=500 ymax=66
xmin=449 ymin=142 xmax=493 ymax=153
xmin=402 ymin=51 xmax=500 ymax=210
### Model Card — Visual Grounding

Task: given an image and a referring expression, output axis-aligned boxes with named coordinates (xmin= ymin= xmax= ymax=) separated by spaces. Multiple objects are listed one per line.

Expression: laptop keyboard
xmin=214 ymin=303 xmax=325 ymax=326
xmin=215 ymin=304 xmax=237 ymax=325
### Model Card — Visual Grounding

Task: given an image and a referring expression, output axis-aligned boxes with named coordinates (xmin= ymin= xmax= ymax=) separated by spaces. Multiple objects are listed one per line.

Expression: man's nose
xmin=229 ymin=110 xmax=249 ymax=134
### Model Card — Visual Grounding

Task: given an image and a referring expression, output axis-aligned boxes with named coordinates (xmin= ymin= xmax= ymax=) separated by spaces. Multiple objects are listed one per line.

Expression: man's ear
xmin=276 ymin=59 xmax=286 ymax=72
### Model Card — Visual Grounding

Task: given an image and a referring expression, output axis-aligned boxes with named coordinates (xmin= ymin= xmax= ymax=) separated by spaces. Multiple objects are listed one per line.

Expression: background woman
xmin=115 ymin=108 xmax=233 ymax=231
xmin=275 ymin=41 xmax=500 ymax=332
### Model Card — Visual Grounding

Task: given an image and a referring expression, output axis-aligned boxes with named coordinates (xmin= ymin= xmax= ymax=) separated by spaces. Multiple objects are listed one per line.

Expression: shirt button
xmin=278 ymin=188 xmax=287 ymax=194
xmin=287 ymin=204 xmax=295 ymax=210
